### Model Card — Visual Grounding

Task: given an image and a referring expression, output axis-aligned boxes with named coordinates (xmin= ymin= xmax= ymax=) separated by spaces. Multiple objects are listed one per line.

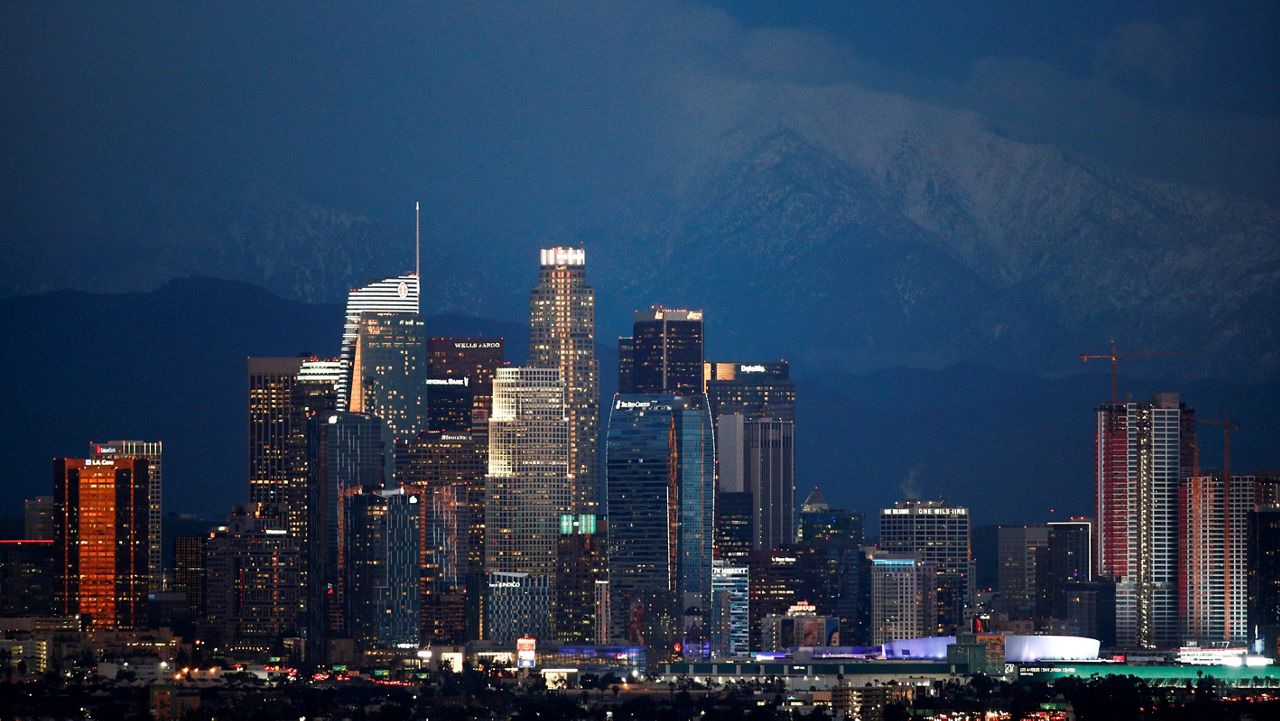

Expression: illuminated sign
xmin=454 ymin=341 xmax=501 ymax=349
xmin=440 ymin=434 xmax=472 ymax=441
xmin=614 ymin=399 xmax=657 ymax=410
xmin=95 ymin=446 xmax=118 ymax=455
xmin=85 ymin=459 xmax=114 ymax=466
xmin=884 ymin=507 xmax=967 ymax=516
xmin=517 ymin=637 xmax=537 ymax=668
xmin=540 ymin=248 xmax=585 ymax=267
xmin=738 ymin=365 xmax=766 ymax=373
xmin=426 ymin=377 xmax=469 ymax=386
xmin=489 ymin=581 xmax=520 ymax=588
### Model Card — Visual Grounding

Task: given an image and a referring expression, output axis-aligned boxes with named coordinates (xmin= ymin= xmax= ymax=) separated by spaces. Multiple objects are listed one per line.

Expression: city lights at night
xmin=2 ymin=2 xmax=1279 ymax=719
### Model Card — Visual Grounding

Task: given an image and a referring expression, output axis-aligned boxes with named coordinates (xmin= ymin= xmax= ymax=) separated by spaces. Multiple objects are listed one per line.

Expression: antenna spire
xmin=415 ymin=201 xmax=421 ymax=314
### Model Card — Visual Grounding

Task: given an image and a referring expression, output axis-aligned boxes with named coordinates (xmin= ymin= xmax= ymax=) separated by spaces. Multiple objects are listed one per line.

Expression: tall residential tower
xmin=1094 ymin=392 xmax=1195 ymax=650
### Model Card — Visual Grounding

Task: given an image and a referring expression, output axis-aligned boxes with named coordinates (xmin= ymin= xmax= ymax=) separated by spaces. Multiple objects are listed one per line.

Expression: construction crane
xmin=1078 ymin=339 xmax=1186 ymax=403
xmin=1202 ymin=414 xmax=1240 ymax=644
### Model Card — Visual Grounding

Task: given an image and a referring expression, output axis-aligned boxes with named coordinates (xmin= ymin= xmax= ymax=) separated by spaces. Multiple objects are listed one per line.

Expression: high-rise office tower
xmin=24 ymin=495 xmax=54 ymax=540
xmin=306 ymin=411 xmax=393 ymax=650
xmin=89 ymin=441 xmax=163 ymax=593
xmin=343 ymin=486 xmax=421 ymax=649
xmin=0 ymin=539 xmax=54 ymax=617
xmin=1182 ymin=474 xmax=1256 ymax=645
xmin=710 ymin=561 xmax=750 ymax=658
xmin=630 ymin=307 xmax=704 ymax=394
xmin=797 ymin=487 xmax=869 ymax=645
xmin=617 ymin=337 xmax=635 ymax=394
xmin=427 ymin=337 xmax=505 ymax=435
xmin=997 ymin=526 xmax=1049 ymax=619
xmin=869 ymin=553 xmax=937 ymax=645
xmin=1034 ymin=520 xmax=1093 ymax=624
xmin=485 ymin=367 xmax=572 ymax=637
xmin=747 ymin=550 xmax=809 ymax=650
xmin=703 ymin=360 xmax=796 ymax=424
xmin=53 ymin=457 xmax=149 ymax=629
xmin=717 ymin=416 xmax=795 ymax=550
xmin=879 ymin=499 xmax=973 ymax=634
xmin=715 ymin=490 xmax=755 ymax=564
xmin=247 ymin=356 xmax=339 ymax=547
xmin=798 ymin=487 xmax=864 ymax=546
xmin=337 ymin=273 xmax=420 ymax=411
xmin=606 ymin=394 xmax=715 ymax=661
xmin=554 ymin=513 xmax=608 ymax=643
xmin=529 ymin=248 xmax=600 ymax=513
xmin=1094 ymin=392 xmax=1195 ymax=649
xmin=485 ymin=572 xmax=552 ymax=644
xmin=1249 ymin=505 xmax=1280 ymax=658
xmin=397 ymin=430 xmax=487 ymax=643
xmin=204 ymin=508 xmax=301 ymax=650
xmin=350 ymin=312 xmax=427 ymax=446
xmin=173 ymin=536 xmax=206 ymax=627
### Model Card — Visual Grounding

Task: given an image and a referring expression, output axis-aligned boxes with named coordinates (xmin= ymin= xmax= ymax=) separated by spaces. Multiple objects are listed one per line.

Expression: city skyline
xmin=3 ymin=3 xmax=1279 ymax=715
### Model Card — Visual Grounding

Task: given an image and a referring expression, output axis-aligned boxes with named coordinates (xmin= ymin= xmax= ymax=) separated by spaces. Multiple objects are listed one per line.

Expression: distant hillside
xmin=1 ymin=278 xmax=1276 ymax=525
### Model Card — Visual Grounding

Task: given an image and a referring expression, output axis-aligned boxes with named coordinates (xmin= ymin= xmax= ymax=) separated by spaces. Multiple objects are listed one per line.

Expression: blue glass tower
xmin=605 ymin=394 xmax=714 ymax=662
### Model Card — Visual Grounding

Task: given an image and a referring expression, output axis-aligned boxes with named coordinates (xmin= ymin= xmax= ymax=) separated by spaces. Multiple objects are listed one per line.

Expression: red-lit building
xmin=53 ymin=457 xmax=150 ymax=628
xmin=1093 ymin=393 xmax=1195 ymax=650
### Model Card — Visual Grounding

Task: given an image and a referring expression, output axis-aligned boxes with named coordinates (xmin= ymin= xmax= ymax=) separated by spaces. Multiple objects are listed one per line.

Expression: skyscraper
xmin=718 ymin=415 xmax=796 ymax=550
xmin=1181 ymin=473 xmax=1255 ymax=645
xmin=710 ymin=561 xmax=750 ymax=658
xmin=1094 ymin=392 xmax=1195 ymax=649
xmin=204 ymin=508 xmax=301 ymax=650
xmin=53 ymin=457 xmax=150 ymax=628
xmin=747 ymin=550 xmax=808 ymax=650
xmin=0 ymin=539 xmax=54 ymax=617
xmin=337 ymin=273 xmax=420 ymax=411
xmin=869 ymin=553 xmax=937 ymax=645
xmin=306 ymin=411 xmax=393 ymax=651
xmin=1034 ymin=520 xmax=1093 ymax=625
xmin=605 ymin=394 xmax=714 ymax=661
xmin=1248 ymin=505 xmax=1280 ymax=657
xmin=173 ymin=535 xmax=206 ymax=629
xmin=424 ymin=338 xmax=499 ymax=427
xmin=703 ymin=360 xmax=796 ymax=425
xmin=89 ymin=440 xmax=163 ymax=593
xmin=630 ymin=307 xmax=704 ymax=394
xmin=617 ymin=336 xmax=635 ymax=394
xmin=247 ymin=356 xmax=338 ymax=546
xmin=426 ymin=337 xmax=505 ymax=435
xmin=350 ymin=312 xmax=427 ymax=446
xmin=23 ymin=495 xmax=53 ymax=540
xmin=996 ymin=525 xmax=1049 ymax=619
xmin=343 ymin=486 xmax=421 ymax=650
xmin=554 ymin=513 xmax=608 ymax=643
xmin=879 ymin=499 xmax=973 ymax=634
xmin=397 ymin=430 xmax=488 ymax=643
xmin=797 ymin=487 xmax=864 ymax=546
xmin=529 ymin=247 xmax=600 ymax=513
xmin=485 ymin=367 xmax=572 ymax=637
xmin=797 ymin=488 xmax=870 ymax=645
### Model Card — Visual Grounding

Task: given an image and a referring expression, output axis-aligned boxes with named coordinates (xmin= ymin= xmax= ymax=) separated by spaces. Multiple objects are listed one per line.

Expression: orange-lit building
xmin=53 ymin=457 xmax=150 ymax=628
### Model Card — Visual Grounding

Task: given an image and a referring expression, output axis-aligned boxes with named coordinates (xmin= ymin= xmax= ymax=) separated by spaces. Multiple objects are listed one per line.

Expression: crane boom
xmin=1079 ymin=339 xmax=1186 ymax=402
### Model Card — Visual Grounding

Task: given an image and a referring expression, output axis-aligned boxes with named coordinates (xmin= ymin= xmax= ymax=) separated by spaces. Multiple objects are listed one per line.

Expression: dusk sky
xmin=5 ymin=1 xmax=1278 ymax=294
xmin=2 ymin=2 xmax=1278 ymax=521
